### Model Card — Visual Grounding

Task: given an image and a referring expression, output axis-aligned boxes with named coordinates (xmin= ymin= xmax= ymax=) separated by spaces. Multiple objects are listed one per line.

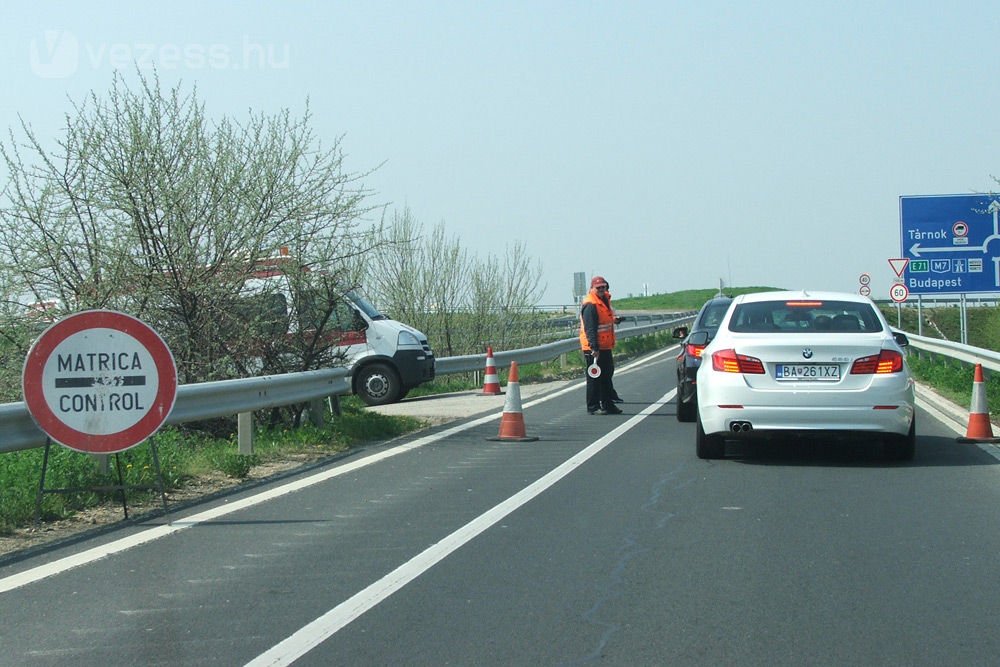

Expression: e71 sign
xmin=22 ymin=310 xmax=177 ymax=454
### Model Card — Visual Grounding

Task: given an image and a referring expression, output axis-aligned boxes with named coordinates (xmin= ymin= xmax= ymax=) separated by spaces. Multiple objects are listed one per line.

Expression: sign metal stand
xmin=34 ymin=437 xmax=169 ymax=525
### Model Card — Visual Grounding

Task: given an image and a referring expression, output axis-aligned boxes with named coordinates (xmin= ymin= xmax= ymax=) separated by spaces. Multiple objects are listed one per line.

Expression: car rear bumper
xmin=697 ymin=365 xmax=915 ymax=437
xmin=698 ymin=401 xmax=915 ymax=436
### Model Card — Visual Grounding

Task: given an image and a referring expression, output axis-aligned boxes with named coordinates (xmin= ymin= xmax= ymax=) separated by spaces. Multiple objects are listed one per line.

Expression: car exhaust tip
xmin=730 ymin=421 xmax=753 ymax=432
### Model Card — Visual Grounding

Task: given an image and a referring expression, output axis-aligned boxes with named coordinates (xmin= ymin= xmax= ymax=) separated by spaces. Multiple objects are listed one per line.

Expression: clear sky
xmin=2 ymin=1 xmax=999 ymax=305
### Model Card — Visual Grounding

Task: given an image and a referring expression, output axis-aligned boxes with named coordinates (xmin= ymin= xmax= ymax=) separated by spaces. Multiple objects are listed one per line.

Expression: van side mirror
xmin=893 ymin=332 xmax=910 ymax=347
xmin=672 ymin=326 xmax=689 ymax=339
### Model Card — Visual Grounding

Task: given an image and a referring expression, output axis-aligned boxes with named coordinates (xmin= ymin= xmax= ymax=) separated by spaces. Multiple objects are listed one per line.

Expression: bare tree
xmin=366 ymin=209 xmax=472 ymax=356
xmin=0 ymin=69 xmax=382 ymax=386
xmin=366 ymin=208 xmax=546 ymax=357
xmin=423 ymin=224 xmax=471 ymax=356
xmin=365 ymin=207 xmax=423 ymax=319
xmin=463 ymin=242 xmax=546 ymax=351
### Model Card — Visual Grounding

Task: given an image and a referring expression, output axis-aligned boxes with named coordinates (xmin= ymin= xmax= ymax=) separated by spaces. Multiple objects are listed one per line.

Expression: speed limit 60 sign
xmin=889 ymin=283 xmax=909 ymax=303
xmin=22 ymin=311 xmax=177 ymax=453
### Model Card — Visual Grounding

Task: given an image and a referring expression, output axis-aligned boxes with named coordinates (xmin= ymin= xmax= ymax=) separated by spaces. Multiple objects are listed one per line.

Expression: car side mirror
xmin=893 ymin=332 xmax=910 ymax=347
xmin=672 ymin=326 xmax=689 ymax=339
xmin=688 ymin=331 xmax=710 ymax=346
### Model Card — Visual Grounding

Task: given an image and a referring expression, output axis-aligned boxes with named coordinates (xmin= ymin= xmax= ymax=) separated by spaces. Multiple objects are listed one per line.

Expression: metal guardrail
xmin=901 ymin=330 xmax=1000 ymax=373
xmin=3 ymin=312 xmax=993 ymax=456
xmin=0 ymin=312 xmax=694 ymax=455
xmin=437 ymin=313 xmax=693 ymax=374
xmin=0 ymin=370 xmax=353 ymax=455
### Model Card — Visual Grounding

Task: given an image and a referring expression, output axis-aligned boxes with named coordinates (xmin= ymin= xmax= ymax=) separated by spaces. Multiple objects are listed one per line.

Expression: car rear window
xmin=728 ymin=300 xmax=883 ymax=333
xmin=699 ymin=303 xmax=731 ymax=329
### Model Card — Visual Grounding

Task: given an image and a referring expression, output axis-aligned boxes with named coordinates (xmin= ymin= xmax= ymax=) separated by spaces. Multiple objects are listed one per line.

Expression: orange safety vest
xmin=579 ymin=292 xmax=617 ymax=352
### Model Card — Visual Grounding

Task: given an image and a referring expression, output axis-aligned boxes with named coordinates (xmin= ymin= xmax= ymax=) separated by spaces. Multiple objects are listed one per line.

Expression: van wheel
xmin=356 ymin=364 xmax=402 ymax=406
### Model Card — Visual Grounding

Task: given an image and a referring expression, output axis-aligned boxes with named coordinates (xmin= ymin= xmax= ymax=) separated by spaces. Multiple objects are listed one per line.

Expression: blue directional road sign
xmin=899 ymin=194 xmax=1000 ymax=295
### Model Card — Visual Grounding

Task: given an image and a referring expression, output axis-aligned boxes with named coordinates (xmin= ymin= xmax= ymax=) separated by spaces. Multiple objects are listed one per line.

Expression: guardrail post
xmin=238 ymin=412 xmax=254 ymax=455
xmin=92 ymin=454 xmax=109 ymax=475
xmin=329 ymin=395 xmax=342 ymax=417
xmin=308 ymin=399 xmax=325 ymax=427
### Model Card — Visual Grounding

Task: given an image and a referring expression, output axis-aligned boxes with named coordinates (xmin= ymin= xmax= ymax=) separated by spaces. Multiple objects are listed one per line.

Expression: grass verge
xmin=0 ymin=398 xmax=422 ymax=535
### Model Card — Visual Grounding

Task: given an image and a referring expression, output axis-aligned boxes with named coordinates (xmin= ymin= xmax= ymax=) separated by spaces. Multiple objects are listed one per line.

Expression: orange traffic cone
xmin=487 ymin=362 xmax=538 ymax=442
xmin=480 ymin=346 xmax=503 ymax=395
xmin=957 ymin=364 xmax=1000 ymax=443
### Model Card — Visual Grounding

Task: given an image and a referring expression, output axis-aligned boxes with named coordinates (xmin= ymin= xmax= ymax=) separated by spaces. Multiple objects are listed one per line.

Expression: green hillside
xmin=614 ymin=286 xmax=783 ymax=311
xmin=879 ymin=303 xmax=1000 ymax=352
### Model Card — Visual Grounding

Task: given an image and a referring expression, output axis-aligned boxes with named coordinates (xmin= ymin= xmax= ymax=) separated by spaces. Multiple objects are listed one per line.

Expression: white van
xmin=244 ymin=253 xmax=436 ymax=405
xmin=325 ymin=288 xmax=436 ymax=405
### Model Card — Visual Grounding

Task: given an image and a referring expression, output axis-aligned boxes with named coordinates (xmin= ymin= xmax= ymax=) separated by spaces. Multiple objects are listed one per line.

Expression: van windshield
xmin=346 ymin=290 xmax=387 ymax=320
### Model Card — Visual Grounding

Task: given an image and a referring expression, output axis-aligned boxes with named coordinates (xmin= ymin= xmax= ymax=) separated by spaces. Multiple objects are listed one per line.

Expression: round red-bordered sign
xmin=22 ymin=310 xmax=177 ymax=454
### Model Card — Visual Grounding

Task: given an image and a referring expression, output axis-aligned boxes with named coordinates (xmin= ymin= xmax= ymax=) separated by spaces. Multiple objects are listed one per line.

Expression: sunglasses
xmin=596 ymin=285 xmax=608 ymax=291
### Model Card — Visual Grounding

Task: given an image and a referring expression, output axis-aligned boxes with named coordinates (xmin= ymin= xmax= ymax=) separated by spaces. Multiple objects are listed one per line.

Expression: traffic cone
xmin=480 ymin=346 xmax=503 ymax=395
xmin=487 ymin=362 xmax=538 ymax=442
xmin=957 ymin=364 xmax=1000 ymax=443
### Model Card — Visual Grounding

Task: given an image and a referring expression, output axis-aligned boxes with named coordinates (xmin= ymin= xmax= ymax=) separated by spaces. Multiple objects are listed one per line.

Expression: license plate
xmin=775 ymin=363 xmax=840 ymax=381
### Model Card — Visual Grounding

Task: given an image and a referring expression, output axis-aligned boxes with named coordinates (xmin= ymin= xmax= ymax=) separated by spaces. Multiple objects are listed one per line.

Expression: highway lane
xmin=2 ymin=349 xmax=1000 ymax=665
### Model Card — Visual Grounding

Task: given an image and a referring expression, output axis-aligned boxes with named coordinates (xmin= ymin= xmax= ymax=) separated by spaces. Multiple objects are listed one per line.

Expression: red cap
xmin=591 ymin=275 xmax=608 ymax=288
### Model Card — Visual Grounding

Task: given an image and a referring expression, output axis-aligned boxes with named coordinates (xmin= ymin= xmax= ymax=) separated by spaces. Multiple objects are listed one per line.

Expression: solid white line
xmin=245 ymin=388 xmax=678 ymax=667
xmin=0 ymin=416 xmax=495 ymax=594
xmin=915 ymin=386 xmax=1000 ymax=461
xmin=0 ymin=346 xmax=680 ymax=595
xmin=915 ymin=394 xmax=964 ymax=436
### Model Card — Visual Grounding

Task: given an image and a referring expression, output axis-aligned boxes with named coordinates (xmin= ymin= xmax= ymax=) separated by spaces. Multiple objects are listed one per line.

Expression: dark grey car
xmin=672 ymin=295 xmax=733 ymax=422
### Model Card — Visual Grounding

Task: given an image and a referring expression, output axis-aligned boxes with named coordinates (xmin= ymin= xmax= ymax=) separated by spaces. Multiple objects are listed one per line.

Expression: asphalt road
xmin=2 ymin=347 xmax=1000 ymax=666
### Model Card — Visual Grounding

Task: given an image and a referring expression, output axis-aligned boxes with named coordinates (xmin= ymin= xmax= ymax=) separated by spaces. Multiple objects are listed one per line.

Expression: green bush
xmin=217 ymin=453 xmax=260 ymax=479
xmin=0 ymin=446 xmax=109 ymax=530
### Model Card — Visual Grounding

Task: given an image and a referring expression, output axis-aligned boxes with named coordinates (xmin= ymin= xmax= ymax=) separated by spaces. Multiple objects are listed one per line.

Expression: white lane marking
xmin=0 ymin=415 xmax=500 ymax=594
xmin=916 ymin=394 xmax=964 ymax=436
xmin=917 ymin=390 xmax=1000 ymax=462
xmin=0 ymin=346 xmax=681 ymax=595
xmin=245 ymin=389 xmax=678 ymax=667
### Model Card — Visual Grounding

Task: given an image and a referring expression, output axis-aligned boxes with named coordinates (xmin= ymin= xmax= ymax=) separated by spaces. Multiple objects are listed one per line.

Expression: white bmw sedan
xmin=694 ymin=290 xmax=915 ymax=461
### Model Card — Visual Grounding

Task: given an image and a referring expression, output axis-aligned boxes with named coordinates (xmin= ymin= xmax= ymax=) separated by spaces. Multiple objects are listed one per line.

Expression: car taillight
xmin=850 ymin=349 xmax=903 ymax=374
xmin=686 ymin=343 xmax=706 ymax=358
xmin=711 ymin=348 xmax=765 ymax=374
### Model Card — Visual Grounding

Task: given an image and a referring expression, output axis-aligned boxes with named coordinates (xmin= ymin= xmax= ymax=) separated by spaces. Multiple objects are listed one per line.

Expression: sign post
xmin=23 ymin=310 xmax=177 ymax=519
